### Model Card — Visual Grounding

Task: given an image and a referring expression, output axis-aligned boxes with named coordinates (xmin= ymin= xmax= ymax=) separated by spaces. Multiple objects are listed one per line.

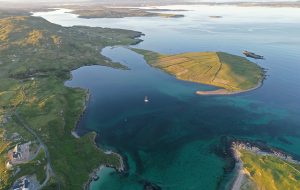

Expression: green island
xmin=132 ymin=49 xmax=265 ymax=95
xmin=67 ymin=6 xmax=184 ymax=19
xmin=0 ymin=11 xmax=142 ymax=189
xmin=232 ymin=142 xmax=300 ymax=190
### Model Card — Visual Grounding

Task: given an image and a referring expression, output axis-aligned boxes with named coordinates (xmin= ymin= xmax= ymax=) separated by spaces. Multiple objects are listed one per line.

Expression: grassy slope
xmin=0 ymin=14 xmax=141 ymax=189
xmin=132 ymin=49 xmax=264 ymax=92
xmin=240 ymin=149 xmax=300 ymax=190
xmin=0 ymin=129 xmax=12 ymax=188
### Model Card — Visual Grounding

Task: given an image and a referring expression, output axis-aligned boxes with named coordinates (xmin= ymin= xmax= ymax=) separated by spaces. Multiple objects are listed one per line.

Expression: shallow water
xmin=35 ymin=5 xmax=300 ymax=190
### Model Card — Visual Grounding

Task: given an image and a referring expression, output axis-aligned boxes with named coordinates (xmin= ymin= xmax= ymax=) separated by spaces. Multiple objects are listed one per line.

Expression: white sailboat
xmin=144 ymin=96 xmax=149 ymax=103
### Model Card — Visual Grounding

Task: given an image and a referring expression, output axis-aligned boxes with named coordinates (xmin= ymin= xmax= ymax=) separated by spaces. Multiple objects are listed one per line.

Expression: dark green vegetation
xmin=69 ymin=6 xmax=184 ymax=18
xmin=132 ymin=49 xmax=264 ymax=94
xmin=0 ymin=12 xmax=142 ymax=189
xmin=239 ymin=149 xmax=300 ymax=190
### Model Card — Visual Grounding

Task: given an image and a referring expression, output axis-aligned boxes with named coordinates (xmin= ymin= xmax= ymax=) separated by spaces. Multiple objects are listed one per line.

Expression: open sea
xmin=34 ymin=5 xmax=300 ymax=189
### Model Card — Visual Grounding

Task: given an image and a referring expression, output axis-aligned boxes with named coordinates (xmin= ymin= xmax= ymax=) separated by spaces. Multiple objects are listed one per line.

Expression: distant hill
xmin=0 ymin=0 xmax=299 ymax=8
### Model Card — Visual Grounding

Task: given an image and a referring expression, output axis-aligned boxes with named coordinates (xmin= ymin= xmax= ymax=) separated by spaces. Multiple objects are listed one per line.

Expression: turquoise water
xmin=36 ymin=5 xmax=300 ymax=190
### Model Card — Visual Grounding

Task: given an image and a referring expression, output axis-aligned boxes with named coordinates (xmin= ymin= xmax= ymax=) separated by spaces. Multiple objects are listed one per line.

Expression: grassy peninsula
xmin=232 ymin=142 xmax=300 ymax=190
xmin=0 ymin=12 xmax=142 ymax=189
xmin=68 ymin=6 xmax=184 ymax=19
xmin=132 ymin=49 xmax=264 ymax=95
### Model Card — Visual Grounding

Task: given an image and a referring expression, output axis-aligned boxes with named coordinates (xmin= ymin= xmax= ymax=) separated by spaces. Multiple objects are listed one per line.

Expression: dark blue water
xmin=37 ymin=5 xmax=300 ymax=190
xmin=66 ymin=46 xmax=299 ymax=189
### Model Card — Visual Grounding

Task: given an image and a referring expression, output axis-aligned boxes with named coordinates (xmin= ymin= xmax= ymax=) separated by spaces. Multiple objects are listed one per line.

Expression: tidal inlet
xmin=1 ymin=0 xmax=300 ymax=190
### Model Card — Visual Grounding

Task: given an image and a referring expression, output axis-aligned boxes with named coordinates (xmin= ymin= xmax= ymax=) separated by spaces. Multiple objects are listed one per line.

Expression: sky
xmin=0 ymin=0 xmax=299 ymax=2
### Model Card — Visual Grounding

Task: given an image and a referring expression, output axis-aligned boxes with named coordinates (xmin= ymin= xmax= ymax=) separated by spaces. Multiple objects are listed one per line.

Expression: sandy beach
xmin=196 ymin=80 xmax=264 ymax=96
xmin=231 ymin=144 xmax=246 ymax=190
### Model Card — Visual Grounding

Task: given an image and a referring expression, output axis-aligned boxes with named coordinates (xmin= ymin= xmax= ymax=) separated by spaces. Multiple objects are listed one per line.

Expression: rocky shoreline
xmin=72 ymin=89 xmax=127 ymax=190
xmin=230 ymin=141 xmax=253 ymax=190
xmin=232 ymin=141 xmax=300 ymax=165
xmin=74 ymin=39 xmax=147 ymax=190
xmin=84 ymin=165 xmax=103 ymax=190
xmin=71 ymin=89 xmax=90 ymax=138
xmin=230 ymin=140 xmax=300 ymax=190
xmin=83 ymin=150 xmax=126 ymax=190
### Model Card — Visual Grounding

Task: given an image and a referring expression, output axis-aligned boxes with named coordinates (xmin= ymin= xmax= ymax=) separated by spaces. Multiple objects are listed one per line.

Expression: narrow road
xmin=14 ymin=111 xmax=59 ymax=189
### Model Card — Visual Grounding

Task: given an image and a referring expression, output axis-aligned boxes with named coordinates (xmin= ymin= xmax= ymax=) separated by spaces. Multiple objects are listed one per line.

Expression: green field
xmin=0 ymin=13 xmax=142 ymax=189
xmin=132 ymin=49 xmax=264 ymax=93
xmin=240 ymin=149 xmax=300 ymax=190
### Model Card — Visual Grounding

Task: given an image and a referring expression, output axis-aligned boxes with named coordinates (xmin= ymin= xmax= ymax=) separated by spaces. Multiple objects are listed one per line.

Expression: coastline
xmin=196 ymin=81 xmax=263 ymax=96
xmin=22 ymin=5 xmax=300 ymax=190
xmin=84 ymin=165 xmax=104 ymax=190
xmin=230 ymin=141 xmax=300 ymax=190
xmin=131 ymin=48 xmax=267 ymax=97
xmin=66 ymin=31 xmax=144 ymax=189
xmin=83 ymin=151 xmax=125 ymax=190
xmin=232 ymin=141 xmax=300 ymax=166
xmin=81 ymin=129 xmax=125 ymax=189
xmin=71 ymin=88 xmax=90 ymax=138
xmin=230 ymin=143 xmax=247 ymax=190
xmin=66 ymin=6 xmax=185 ymax=19
xmin=196 ymin=70 xmax=266 ymax=96
xmin=67 ymin=35 xmax=144 ymax=189
xmin=73 ymin=76 xmax=127 ymax=190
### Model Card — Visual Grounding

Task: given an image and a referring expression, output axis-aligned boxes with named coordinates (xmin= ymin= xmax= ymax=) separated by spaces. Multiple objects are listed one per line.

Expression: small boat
xmin=243 ymin=51 xmax=264 ymax=59
xmin=144 ymin=96 xmax=149 ymax=103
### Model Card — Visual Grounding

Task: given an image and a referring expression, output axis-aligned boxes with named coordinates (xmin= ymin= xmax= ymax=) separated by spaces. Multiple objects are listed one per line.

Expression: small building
xmin=23 ymin=179 xmax=29 ymax=190
xmin=12 ymin=178 xmax=30 ymax=190
xmin=12 ymin=144 xmax=22 ymax=160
